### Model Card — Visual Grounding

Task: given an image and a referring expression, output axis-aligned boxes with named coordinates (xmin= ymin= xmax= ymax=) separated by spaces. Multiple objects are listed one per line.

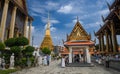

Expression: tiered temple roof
xmin=61 ymin=19 xmax=95 ymax=55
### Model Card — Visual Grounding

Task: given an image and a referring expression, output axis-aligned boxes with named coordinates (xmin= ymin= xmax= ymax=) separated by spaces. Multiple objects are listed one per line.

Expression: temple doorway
xmin=72 ymin=47 xmax=89 ymax=63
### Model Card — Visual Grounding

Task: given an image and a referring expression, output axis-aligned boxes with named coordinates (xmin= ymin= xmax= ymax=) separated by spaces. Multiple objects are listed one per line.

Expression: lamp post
xmin=32 ymin=35 xmax=34 ymax=46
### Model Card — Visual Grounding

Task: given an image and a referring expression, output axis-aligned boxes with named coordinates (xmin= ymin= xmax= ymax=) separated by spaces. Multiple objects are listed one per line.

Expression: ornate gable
xmin=67 ymin=21 xmax=90 ymax=41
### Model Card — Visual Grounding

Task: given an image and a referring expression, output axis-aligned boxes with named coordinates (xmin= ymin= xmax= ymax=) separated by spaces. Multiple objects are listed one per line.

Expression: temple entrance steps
xmin=66 ymin=62 xmax=94 ymax=67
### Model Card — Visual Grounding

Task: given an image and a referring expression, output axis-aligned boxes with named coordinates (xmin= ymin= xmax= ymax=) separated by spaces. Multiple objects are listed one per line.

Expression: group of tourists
xmin=33 ymin=48 xmax=51 ymax=66
xmin=42 ymin=54 xmax=51 ymax=66
xmin=94 ymin=54 xmax=120 ymax=68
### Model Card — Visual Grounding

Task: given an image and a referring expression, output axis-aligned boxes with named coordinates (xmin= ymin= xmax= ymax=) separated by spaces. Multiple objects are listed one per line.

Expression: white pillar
xmin=86 ymin=47 xmax=91 ymax=63
xmin=9 ymin=6 xmax=17 ymax=38
xmin=0 ymin=0 xmax=9 ymax=42
xmin=24 ymin=16 xmax=28 ymax=37
xmin=69 ymin=47 xmax=72 ymax=63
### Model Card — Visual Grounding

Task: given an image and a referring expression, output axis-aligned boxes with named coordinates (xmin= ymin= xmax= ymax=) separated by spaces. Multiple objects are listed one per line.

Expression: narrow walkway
xmin=11 ymin=60 xmax=120 ymax=74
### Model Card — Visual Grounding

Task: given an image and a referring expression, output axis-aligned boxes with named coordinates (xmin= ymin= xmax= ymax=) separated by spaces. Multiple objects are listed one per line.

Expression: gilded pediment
xmin=67 ymin=21 xmax=90 ymax=41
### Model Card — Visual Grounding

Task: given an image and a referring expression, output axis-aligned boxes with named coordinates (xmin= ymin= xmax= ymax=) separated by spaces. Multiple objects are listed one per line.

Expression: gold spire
xmin=45 ymin=12 xmax=50 ymax=35
xmin=40 ymin=12 xmax=54 ymax=51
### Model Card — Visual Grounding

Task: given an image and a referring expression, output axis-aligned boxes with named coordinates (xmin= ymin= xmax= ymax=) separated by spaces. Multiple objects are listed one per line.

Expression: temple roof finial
xmin=47 ymin=11 xmax=50 ymax=29
xmin=101 ymin=15 xmax=105 ymax=22
xmin=106 ymin=1 xmax=111 ymax=11
xmin=77 ymin=16 xmax=79 ymax=22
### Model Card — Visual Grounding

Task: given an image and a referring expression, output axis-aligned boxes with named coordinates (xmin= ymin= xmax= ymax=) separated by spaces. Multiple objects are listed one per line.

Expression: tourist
xmin=105 ymin=55 xmax=109 ymax=68
xmin=42 ymin=57 xmax=44 ymax=65
xmin=38 ymin=55 xmax=42 ymax=66
xmin=61 ymin=56 xmax=65 ymax=68
xmin=43 ymin=55 xmax=47 ymax=66
xmin=47 ymin=54 xmax=50 ymax=66
xmin=65 ymin=56 xmax=68 ymax=65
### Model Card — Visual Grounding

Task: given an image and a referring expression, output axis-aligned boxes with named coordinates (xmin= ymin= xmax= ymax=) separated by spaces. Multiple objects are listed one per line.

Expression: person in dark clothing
xmin=47 ymin=55 xmax=50 ymax=66
xmin=105 ymin=55 xmax=109 ymax=68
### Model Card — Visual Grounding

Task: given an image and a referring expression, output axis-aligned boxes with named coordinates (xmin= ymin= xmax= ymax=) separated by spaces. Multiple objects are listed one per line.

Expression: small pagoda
xmin=61 ymin=17 xmax=95 ymax=64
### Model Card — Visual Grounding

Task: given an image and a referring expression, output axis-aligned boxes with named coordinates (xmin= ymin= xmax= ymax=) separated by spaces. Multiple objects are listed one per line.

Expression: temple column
xmin=28 ymin=20 xmax=32 ymax=45
xmin=109 ymin=34 xmax=113 ymax=52
xmin=98 ymin=36 xmax=101 ymax=52
xmin=0 ymin=0 xmax=9 ymax=42
xmin=24 ymin=16 xmax=28 ymax=37
xmin=105 ymin=30 xmax=109 ymax=53
xmin=69 ymin=47 xmax=72 ymax=63
xmin=9 ymin=6 xmax=17 ymax=38
xmin=101 ymin=33 xmax=104 ymax=53
xmin=110 ymin=20 xmax=118 ymax=53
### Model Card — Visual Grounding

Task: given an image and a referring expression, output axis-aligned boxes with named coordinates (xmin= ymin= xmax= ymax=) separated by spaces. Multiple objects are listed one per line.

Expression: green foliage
xmin=20 ymin=57 xmax=27 ymax=67
xmin=15 ymin=37 xmax=29 ymax=46
xmin=30 ymin=57 xmax=35 ymax=65
xmin=42 ymin=47 xmax=51 ymax=55
xmin=25 ymin=46 xmax=35 ymax=52
xmin=23 ymin=46 xmax=34 ymax=56
xmin=4 ymin=38 xmax=16 ymax=47
xmin=0 ymin=69 xmax=17 ymax=74
xmin=10 ymin=46 xmax=21 ymax=56
xmin=0 ymin=42 xmax=5 ymax=50
xmin=5 ymin=37 xmax=29 ymax=47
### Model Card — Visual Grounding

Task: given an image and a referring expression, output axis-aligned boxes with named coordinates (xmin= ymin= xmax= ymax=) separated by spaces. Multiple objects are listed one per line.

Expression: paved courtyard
xmin=11 ymin=60 xmax=120 ymax=74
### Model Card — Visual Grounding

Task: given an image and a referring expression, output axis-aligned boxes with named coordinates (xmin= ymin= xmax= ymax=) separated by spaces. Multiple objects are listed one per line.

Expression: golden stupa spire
xmin=45 ymin=12 xmax=50 ymax=35
xmin=40 ymin=12 xmax=54 ymax=51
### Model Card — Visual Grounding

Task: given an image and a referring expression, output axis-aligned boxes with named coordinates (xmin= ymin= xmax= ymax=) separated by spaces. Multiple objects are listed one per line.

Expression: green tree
xmin=10 ymin=46 xmax=21 ymax=56
xmin=4 ymin=38 xmax=16 ymax=47
xmin=15 ymin=37 xmax=29 ymax=46
xmin=24 ymin=46 xmax=35 ymax=56
xmin=0 ymin=42 xmax=5 ymax=51
xmin=42 ymin=47 xmax=51 ymax=55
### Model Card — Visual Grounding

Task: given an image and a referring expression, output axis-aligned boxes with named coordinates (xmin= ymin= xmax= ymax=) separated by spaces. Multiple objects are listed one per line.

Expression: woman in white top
xmin=61 ymin=56 xmax=65 ymax=68
xmin=43 ymin=55 xmax=47 ymax=66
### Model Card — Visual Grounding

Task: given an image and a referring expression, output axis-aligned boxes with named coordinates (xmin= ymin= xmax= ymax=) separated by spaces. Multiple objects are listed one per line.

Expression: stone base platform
xmin=66 ymin=63 xmax=94 ymax=67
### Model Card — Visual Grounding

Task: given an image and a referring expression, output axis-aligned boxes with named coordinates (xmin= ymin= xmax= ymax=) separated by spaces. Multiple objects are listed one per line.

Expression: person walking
xmin=47 ymin=54 xmax=50 ymax=66
xmin=43 ymin=55 xmax=47 ymax=66
xmin=61 ymin=56 xmax=65 ymax=68
xmin=105 ymin=55 xmax=110 ymax=68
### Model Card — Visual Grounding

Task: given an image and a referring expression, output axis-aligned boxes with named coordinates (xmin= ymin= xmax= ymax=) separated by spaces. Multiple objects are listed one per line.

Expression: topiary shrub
xmin=24 ymin=46 xmax=35 ymax=57
xmin=42 ymin=47 xmax=51 ymax=55
xmin=15 ymin=37 xmax=29 ymax=46
xmin=0 ymin=42 xmax=5 ymax=51
xmin=4 ymin=38 xmax=16 ymax=47
xmin=10 ymin=46 xmax=21 ymax=56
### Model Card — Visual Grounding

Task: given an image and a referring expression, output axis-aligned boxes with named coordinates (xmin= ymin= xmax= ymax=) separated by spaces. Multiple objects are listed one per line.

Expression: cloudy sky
xmin=26 ymin=0 xmax=115 ymax=47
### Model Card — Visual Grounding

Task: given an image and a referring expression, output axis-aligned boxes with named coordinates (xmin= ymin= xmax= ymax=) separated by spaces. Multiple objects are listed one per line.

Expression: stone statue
xmin=2 ymin=56 xmax=5 ymax=70
xmin=0 ymin=57 xmax=2 ymax=69
xmin=9 ymin=53 xmax=15 ymax=69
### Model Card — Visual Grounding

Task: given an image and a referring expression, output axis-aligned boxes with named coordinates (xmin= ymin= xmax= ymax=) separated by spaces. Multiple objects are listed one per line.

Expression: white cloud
xmin=98 ymin=9 xmax=109 ymax=16
xmin=86 ymin=22 xmax=101 ymax=29
xmin=65 ymin=18 xmax=84 ymax=28
xmin=46 ymin=1 xmax=59 ymax=7
xmin=51 ymin=19 xmax=59 ymax=24
xmin=50 ymin=27 xmax=56 ymax=32
xmin=41 ymin=16 xmax=59 ymax=24
xmin=57 ymin=4 xmax=73 ymax=14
